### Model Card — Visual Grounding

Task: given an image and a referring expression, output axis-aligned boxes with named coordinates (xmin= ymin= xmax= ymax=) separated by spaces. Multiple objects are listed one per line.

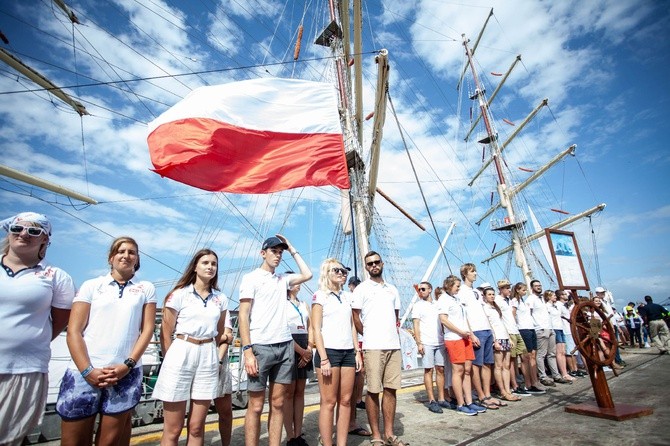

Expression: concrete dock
xmin=115 ymin=347 xmax=670 ymax=446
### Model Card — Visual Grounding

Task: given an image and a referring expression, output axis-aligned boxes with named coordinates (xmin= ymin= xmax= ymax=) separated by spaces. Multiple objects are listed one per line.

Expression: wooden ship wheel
xmin=564 ymin=297 xmax=653 ymax=421
xmin=570 ymin=300 xmax=617 ymax=371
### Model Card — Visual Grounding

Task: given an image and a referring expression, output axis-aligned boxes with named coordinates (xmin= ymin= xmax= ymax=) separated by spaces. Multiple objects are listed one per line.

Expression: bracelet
xmin=321 ymin=358 xmax=330 ymax=364
xmin=81 ymin=365 xmax=94 ymax=378
xmin=242 ymin=344 xmax=253 ymax=351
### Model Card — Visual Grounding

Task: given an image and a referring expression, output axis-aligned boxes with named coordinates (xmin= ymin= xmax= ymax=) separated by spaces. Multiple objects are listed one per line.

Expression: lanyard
xmin=289 ymin=300 xmax=304 ymax=326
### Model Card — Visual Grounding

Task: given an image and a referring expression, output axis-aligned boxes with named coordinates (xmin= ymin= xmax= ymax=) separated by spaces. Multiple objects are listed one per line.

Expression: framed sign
xmin=544 ymin=228 xmax=590 ymax=290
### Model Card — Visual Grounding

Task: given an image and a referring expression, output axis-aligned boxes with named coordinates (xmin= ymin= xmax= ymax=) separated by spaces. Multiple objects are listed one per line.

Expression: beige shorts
xmin=363 ymin=349 xmax=401 ymax=393
xmin=0 ymin=372 xmax=47 ymax=445
xmin=509 ymin=333 xmax=528 ymax=358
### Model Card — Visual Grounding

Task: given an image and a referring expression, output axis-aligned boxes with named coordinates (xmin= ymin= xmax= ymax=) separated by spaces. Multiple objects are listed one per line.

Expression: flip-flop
xmin=349 ymin=427 xmax=372 ymax=436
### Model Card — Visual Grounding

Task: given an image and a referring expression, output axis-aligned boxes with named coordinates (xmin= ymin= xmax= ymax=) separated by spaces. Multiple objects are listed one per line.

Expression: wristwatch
xmin=124 ymin=358 xmax=136 ymax=370
xmin=242 ymin=344 xmax=254 ymax=351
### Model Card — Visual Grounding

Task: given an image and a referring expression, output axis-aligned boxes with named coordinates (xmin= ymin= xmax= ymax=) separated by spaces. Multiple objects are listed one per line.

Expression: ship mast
xmin=319 ymin=0 xmax=389 ymax=273
xmin=461 ymin=33 xmax=534 ymax=285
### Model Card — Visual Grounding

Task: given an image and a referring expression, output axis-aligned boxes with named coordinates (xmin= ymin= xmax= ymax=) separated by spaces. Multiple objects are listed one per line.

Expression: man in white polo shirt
xmin=352 ymin=251 xmax=407 ymax=446
xmin=526 ymin=280 xmax=563 ymax=387
xmin=238 ymin=235 xmax=312 ymax=446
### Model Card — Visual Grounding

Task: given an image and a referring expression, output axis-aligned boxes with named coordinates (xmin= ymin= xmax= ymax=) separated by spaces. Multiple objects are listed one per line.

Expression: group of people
xmin=411 ymin=264 xmax=621 ymax=417
xmin=0 ymin=211 xmax=406 ymax=446
xmin=3 ymin=210 xmax=669 ymax=446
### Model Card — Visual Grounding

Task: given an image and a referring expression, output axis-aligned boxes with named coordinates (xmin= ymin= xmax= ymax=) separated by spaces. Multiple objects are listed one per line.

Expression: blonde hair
xmin=443 ymin=275 xmax=461 ymax=296
xmin=543 ymin=290 xmax=555 ymax=303
xmin=318 ymin=258 xmax=344 ymax=292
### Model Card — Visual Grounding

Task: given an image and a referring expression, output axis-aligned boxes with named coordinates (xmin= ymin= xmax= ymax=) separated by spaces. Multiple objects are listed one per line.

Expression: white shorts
xmin=152 ymin=338 xmax=218 ymax=402
xmin=422 ymin=344 xmax=446 ymax=368
xmin=0 ymin=372 xmax=47 ymax=445
xmin=216 ymin=360 xmax=232 ymax=397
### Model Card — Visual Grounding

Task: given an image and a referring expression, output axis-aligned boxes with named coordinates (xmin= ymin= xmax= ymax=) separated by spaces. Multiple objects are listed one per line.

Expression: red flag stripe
xmin=148 ymin=118 xmax=349 ymax=194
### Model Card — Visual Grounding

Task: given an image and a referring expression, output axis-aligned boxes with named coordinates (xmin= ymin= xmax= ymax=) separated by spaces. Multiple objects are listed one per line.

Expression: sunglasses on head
xmin=366 ymin=260 xmax=381 ymax=267
xmin=9 ymin=224 xmax=45 ymax=237
xmin=331 ymin=267 xmax=348 ymax=275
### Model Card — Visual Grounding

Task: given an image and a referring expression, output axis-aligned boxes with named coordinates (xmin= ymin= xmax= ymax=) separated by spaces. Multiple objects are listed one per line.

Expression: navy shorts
xmin=315 ymin=348 xmax=356 ymax=368
xmin=291 ymin=333 xmax=314 ymax=380
xmin=56 ymin=367 xmax=142 ymax=420
xmin=520 ymin=329 xmax=538 ymax=352
xmin=472 ymin=330 xmax=494 ymax=366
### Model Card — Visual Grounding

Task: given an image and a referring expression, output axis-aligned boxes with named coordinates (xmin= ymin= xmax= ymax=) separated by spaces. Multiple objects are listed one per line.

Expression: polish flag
xmin=147 ymin=78 xmax=349 ymax=194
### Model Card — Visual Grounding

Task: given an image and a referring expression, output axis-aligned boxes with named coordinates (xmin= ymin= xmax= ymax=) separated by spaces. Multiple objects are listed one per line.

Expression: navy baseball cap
xmin=262 ymin=236 xmax=288 ymax=250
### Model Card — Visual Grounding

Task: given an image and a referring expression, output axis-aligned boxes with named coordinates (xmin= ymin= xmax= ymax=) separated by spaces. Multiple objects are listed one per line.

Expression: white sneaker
xmin=603 ymin=366 xmax=612 ymax=372
xmin=644 ymin=342 xmax=651 ymax=348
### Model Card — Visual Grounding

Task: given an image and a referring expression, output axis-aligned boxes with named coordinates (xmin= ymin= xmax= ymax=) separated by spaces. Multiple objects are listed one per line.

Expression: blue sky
xmin=1 ymin=0 xmax=669 ymax=311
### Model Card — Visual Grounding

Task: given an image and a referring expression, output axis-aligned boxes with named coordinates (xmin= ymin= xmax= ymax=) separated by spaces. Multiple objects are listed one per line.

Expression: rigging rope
xmin=387 ymin=89 xmax=451 ymax=274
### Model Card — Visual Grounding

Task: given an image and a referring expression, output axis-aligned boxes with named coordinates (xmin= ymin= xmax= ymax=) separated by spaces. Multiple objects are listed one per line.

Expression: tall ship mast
xmin=460 ymin=18 xmax=605 ymax=286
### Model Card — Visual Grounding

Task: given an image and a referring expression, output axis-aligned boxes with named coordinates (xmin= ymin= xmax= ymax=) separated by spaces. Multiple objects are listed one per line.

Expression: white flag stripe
xmin=148 ymin=78 xmax=342 ymax=135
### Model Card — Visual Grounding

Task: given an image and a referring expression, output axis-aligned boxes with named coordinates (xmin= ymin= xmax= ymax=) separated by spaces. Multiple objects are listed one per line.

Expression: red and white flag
xmin=147 ymin=77 xmax=349 ymax=194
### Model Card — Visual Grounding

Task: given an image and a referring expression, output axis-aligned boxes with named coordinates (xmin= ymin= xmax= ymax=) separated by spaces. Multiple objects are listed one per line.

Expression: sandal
xmin=349 ymin=427 xmax=372 ymax=437
xmin=500 ymin=393 xmax=521 ymax=402
xmin=385 ymin=436 xmax=409 ymax=446
xmin=482 ymin=396 xmax=504 ymax=408
xmin=370 ymin=440 xmax=385 ymax=445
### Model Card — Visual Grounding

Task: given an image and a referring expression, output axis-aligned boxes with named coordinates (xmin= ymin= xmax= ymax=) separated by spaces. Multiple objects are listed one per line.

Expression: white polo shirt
xmin=436 ymin=293 xmax=468 ymax=341
xmin=511 ymin=297 xmax=535 ymax=330
xmin=547 ymin=301 xmax=563 ymax=331
xmin=351 ymin=279 xmax=400 ymax=350
xmin=287 ymin=299 xmax=310 ymax=335
xmin=457 ymin=284 xmax=490 ymax=332
xmin=313 ymin=289 xmax=355 ymax=349
xmin=483 ymin=304 xmax=509 ymax=340
xmin=165 ymin=284 xmax=227 ymax=339
xmin=495 ymin=295 xmax=520 ymax=335
xmin=411 ymin=299 xmax=442 ymax=346
xmin=525 ymin=294 xmax=551 ymax=330
xmin=239 ymin=268 xmax=294 ymax=344
xmin=0 ymin=259 xmax=75 ymax=373
xmin=71 ymin=273 xmax=156 ymax=369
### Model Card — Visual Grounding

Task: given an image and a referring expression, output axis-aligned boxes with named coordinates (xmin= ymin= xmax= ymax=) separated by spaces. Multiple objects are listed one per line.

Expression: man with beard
xmin=352 ymin=251 xmax=407 ymax=446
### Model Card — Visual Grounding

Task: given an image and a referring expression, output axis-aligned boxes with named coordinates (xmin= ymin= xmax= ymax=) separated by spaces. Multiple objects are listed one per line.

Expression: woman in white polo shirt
xmin=57 ymin=236 xmax=156 ymax=445
xmin=1 ymin=212 xmax=75 ymax=446
xmin=152 ymin=249 xmax=228 ymax=446
xmin=312 ymin=258 xmax=361 ymax=446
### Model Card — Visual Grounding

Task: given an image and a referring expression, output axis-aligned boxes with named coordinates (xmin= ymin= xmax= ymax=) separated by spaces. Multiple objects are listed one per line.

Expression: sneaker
xmin=438 ymin=399 xmax=457 ymax=410
xmin=526 ymin=386 xmax=547 ymax=394
xmin=456 ymin=405 xmax=478 ymax=416
xmin=512 ymin=387 xmax=531 ymax=396
xmin=644 ymin=342 xmax=651 ymax=348
xmin=427 ymin=400 xmax=443 ymax=413
xmin=467 ymin=402 xmax=487 ymax=413
xmin=355 ymin=400 xmax=366 ymax=410
xmin=603 ymin=366 xmax=612 ymax=372
xmin=295 ymin=434 xmax=308 ymax=446
xmin=540 ymin=378 xmax=556 ymax=387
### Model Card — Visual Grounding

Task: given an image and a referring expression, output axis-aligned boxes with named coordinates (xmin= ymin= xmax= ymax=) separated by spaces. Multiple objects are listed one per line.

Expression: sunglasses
xmin=331 ymin=267 xmax=348 ymax=275
xmin=366 ymin=260 xmax=382 ymax=267
xmin=9 ymin=224 xmax=46 ymax=237
xmin=419 ymin=287 xmax=429 ymax=291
